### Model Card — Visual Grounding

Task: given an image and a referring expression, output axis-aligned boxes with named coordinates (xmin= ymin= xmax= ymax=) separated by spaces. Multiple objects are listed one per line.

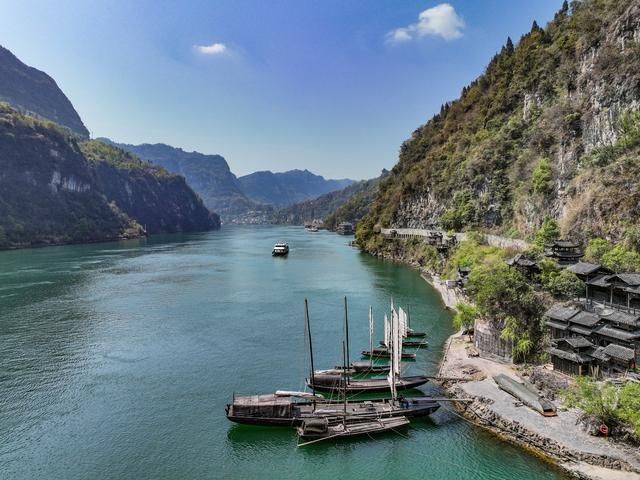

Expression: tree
xmin=585 ymin=238 xmax=612 ymax=263
xmin=505 ymin=37 xmax=514 ymax=54
xmin=539 ymin=259 xmax=584 ymax=298
xmin=534 ymin=217 xmax=560 ymax=248
xmin=453 ymin=303 xmax=478 ymax=339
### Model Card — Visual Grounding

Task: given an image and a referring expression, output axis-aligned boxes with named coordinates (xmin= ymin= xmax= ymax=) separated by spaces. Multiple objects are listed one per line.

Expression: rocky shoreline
xmin=425 ymin=281 xmax=640 ymax=480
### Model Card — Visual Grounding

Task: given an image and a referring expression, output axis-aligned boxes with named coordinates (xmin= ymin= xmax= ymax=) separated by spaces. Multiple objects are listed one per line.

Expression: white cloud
xmin=387 ymin=3 xmax=465 ymax=44
xmin=194 ymin=42 xmax=228 ymax=55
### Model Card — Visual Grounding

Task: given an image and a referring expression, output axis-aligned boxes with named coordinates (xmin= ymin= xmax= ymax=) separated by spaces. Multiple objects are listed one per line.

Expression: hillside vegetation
xmin=0 ymin=105 xmax=218 ymax=249
xmin=358 ymin=0 xmax=640 ymax=251
xmin=272 ymin=171 xmax=386 ymax=229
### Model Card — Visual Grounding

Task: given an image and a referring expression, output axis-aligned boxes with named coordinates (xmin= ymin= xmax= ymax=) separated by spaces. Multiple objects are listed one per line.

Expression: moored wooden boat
xmin=225 ymin=392 xmax=440 ymax=426
xmin=307 ymin=374 xmax=429 ymax=393
xmin=361 ymin=348 xmax=416 ymax=360
xmin=380 ymin=339 xmax=428 ymax=348
xmin=297 ymin=416 xmax=410 ymax=444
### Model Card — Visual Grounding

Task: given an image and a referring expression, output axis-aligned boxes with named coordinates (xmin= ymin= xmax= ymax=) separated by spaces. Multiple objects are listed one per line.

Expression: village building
xmin=544 ymin=302 xmax=639 ymax=377
xmin=545 ymin=239 xmax=584 ymax=265
xmin=585 ymin=273 xmax=640 ymax=309
xmin=506 ymin=253 xmax=540 ymax=278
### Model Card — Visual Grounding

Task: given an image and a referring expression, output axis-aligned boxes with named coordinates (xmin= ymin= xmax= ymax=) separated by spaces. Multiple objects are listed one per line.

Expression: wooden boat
xmin=225 ymin=392 xmax=440 ymax=426
xmin=297 ymin=416 xmax=410 ymax=444
xmin=361 ymin=348 xmax=416 ymax=360
xmin=272 ymin=242 xmax=289 ymax=256
xmin=317 ymin=362 xmax=390 ymax=376
xmin=380 ymin=339 xmax=428 ymax=348
xmin=493 ymin=374 xmax=557 ymax=417
xmin=406 ymin=328 xmax=426 ymax=338
xmin=307 ymin=374 xmax=429 ymax=393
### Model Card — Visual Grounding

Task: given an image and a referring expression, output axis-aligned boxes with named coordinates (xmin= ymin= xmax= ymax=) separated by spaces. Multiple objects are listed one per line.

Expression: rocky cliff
xmin=0 ymin=105 xmax=218 ymax=249
xmin=358 ymin=0 xmax=640 ymax=249
xmin=0 ymin=45 xmax=89 ymax=137
xmin=101 ymin=140 xmax=264 ymax=220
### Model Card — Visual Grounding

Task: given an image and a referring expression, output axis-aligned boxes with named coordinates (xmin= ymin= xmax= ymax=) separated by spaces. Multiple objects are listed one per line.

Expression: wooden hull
xmin=297 ymin=417 xmax=410 ymax=441
xmin=379 ymin=340 xmax=428 ymax=348
xmin=406 ymin=330 xmax=426 ymax=337
xmin=225 ymin=397 xmax=440 ymax=427
xmin=307 ymin=375 xmax=429 ymax=393
xmin=361 ymin=349 xmax=416 ymax=360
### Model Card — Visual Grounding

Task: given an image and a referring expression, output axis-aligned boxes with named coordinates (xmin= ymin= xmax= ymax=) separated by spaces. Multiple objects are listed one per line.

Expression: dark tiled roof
xmin=506 ymin=253 xmax=538 ymax=267
xmin=589 ymin=346 xmax=610 ymax=362
xmin=546 ymin=320 xmax=568 ymax=331
xmin=602 ymin=343 xmax=636 ymax=362
xmin=545 ymin=304 xmax=580 ymax=321
xmin=569 ymin=311 xmax=601 ymax=327
xmin=549 ymin=240 xmax=581 ymax=248
xmin=569 ymin=325 xmax=594 ymax=336
xmin=587 ymin=274 xmax=612 ymax=288
xmin=614 ymin=274 xmax=640 ymax=286
xmin=548 ymin=347 xmax=592 ymax=364
xmin=567 ymin=262 xmax=602 ymax=276
xmin=594 ymin=325 xmax=640 ymax=341
xmin=599 ymin=309 xmax=640 ymax=327
xmin=558 ymin=337 xmax=594 ymax=349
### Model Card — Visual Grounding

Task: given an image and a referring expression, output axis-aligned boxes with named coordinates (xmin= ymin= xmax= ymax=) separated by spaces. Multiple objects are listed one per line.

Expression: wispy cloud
xmin=194 ymin=42 xmax=228 ymax=55
xmin=387 ymin=3 xmax=465 ymax=44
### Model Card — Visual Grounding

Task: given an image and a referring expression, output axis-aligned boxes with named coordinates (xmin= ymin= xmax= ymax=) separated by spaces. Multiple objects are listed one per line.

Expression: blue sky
xmin=1 ymin=1 xmax=561 ymax=179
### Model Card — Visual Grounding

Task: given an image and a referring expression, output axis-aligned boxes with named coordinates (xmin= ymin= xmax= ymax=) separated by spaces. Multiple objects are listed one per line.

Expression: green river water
xmin=0 ymin=225 xmax=566 ymax=479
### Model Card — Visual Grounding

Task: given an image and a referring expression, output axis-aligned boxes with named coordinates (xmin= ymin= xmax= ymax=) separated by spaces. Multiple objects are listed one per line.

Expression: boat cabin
xmin=272 ymin=242 xmax=289 ymax=256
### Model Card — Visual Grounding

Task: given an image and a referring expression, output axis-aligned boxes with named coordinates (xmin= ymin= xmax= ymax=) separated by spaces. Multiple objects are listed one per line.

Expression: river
xmin=0 ymin=226 xmax=565 ymax=479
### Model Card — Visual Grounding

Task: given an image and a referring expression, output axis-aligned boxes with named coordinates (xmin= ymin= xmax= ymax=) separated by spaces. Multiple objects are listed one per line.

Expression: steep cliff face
xmin=359 ymin=0 xmax=640 ymax=248
xmin=101 ymin=140 xmax=260 ymax=219
xmin=0 ymin=105 xmax=140 ymax=248
xmin=0 ymin=106 xmax=219 ymax=249
xmin=0 ymin=45 xmax=89 ymax=137
xmin=238 ymin=169 xmax=354 ymax=208
xmin=82 ymin=141 xmax=220 ymax=234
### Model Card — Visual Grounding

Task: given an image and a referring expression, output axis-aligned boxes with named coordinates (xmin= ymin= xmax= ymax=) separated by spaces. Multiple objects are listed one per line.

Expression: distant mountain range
xmin=238 ymin=170 xmax=353 ymax=208
xmin=0 ymin=45 xmax=89 ymax=137
xmin=272 ymin=171 xmax=387 ymax=229
xmin=103 ymin=139 xmax=355 ymax=222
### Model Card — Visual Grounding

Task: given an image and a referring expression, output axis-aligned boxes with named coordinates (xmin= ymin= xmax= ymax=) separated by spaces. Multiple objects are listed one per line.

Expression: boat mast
xmin=305 ymin=298 xmax=315 ymax=396
xmin=342 ymin=340 xmax=347 ymax=426
xmin=344 ymin=296 xmax=350 ymax=376
xmin=368 ymin=306 xmax=373 ymax=367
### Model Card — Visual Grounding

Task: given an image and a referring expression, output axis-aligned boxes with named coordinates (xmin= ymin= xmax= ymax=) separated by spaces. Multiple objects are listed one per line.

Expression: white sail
xmin=387 ymin=310 xmax=397 ymax=399
xmin=392 ymin=308 xmax=401 ymax=376
xmin=383 ymin=314 xmax=390 ymax=348
xmin=398 ymin=307 xmax=408 ymax=338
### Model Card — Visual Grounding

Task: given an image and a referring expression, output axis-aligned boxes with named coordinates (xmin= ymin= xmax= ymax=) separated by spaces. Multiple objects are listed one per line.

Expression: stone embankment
xmin=437 ymin=331 xmax=640 ymax=480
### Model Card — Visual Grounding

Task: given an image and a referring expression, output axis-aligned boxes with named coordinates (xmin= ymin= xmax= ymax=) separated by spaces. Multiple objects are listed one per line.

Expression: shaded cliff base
xmin=436 ymin=331 xmax=640 ymax=480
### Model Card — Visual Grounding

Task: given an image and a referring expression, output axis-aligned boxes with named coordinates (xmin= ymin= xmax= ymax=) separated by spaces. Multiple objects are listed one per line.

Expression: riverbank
xmin=435 ymin=330 xmax=640 ymax=480
xmin=414 ymin=264 xmax=640 ymax=479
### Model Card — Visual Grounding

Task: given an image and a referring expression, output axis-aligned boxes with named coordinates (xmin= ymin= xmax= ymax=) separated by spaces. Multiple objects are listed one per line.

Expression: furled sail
xmin=368 ymin=306 xmax=374 ymax=363
xmin=383 ymin=314 xmax=390 ymax=348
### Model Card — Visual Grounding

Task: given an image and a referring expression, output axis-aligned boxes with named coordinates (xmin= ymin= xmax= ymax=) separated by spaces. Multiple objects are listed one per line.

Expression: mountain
xmin=358 ymin=0 xmax=640 ymax=249
xmin=238 ymin=169 xmax=354 ymax=208
xmin=272 ymin=171 xmax=387 ymax=229
xmin=99 ymin=140 xmax=265 ymax=219
xmin=0 ymin=45 xmax=89 ymax=137
xmin=0 ymin=105 xmax=218 ymax=249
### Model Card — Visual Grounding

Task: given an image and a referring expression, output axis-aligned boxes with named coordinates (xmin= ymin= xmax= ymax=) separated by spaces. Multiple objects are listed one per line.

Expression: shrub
xmin=532 ymin=158 xmax=553 ymax=194
xmin=601 ymin=245 xmax=640 ymax=272
xmin=584 ymin=238 xmax=613 ymax=263
xmin=539 ymin=259 xmax=584 ymax=298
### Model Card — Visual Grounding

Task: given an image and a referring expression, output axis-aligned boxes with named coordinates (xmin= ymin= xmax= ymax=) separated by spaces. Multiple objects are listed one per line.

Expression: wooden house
xmin=506 ymin=253 xmax=540 ymax=277
xmin=548 ymin=337 xmax=595 ymax=376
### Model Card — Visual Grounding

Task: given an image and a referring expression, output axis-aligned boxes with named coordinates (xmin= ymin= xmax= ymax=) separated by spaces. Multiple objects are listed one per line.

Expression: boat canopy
xmin=275 ymin=390 xmax=324 ymax=399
